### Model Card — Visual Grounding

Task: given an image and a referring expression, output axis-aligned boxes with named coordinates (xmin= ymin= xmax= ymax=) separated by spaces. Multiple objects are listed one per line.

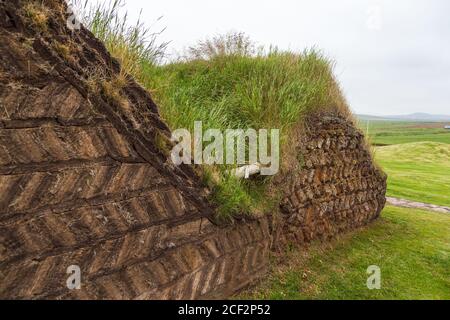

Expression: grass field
xmin=240 ymin=205 xmax=450 ymax=300
xmin=375 ymin=142 xmax=450 ymax=207
xmin=358 ymin=120 xmax=450 ymax=145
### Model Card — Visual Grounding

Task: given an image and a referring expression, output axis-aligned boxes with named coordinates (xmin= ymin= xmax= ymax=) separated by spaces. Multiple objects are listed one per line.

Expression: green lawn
xmin=239 ymin=206 xmax=450 ymax=300
xmin=375 ymin=142 xmax=450 ymax=207
xmin=358 ymin=120 xmax=450 ymax=146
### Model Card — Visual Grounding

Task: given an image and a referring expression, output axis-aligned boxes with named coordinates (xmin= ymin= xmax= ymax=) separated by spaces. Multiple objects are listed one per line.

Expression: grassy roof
xmin=137 ymin=42 xmax=351 ymax=219
xmin=142 ymin=48 xmax=343 ymax=137
xmin=82 ymin=1 xmax=352 ymax=220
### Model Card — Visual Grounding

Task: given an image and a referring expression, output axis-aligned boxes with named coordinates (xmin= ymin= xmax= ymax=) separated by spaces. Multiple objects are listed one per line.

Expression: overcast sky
xmin=87 ymin=0 xmax=450 ymax=116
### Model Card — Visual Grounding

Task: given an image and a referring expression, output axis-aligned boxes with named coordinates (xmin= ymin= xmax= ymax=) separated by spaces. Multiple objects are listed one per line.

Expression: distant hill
xmin=357 ymin=113 xmax=450 ymax=122
xmin=357 ymin=114 xmax=395 ymax=121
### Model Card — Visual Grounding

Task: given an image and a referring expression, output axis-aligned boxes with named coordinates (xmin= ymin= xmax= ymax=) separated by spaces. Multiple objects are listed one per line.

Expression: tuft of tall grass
xmin=74 ymin=0 xmax=168 ymax=82
xmin=186 ymin=31 xmax=257 ymax=60
xmin=22 ymin=1 xmax=51 ymax=32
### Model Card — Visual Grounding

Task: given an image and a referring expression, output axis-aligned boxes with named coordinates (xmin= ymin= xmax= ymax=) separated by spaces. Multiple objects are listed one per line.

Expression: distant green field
xmin=358 ymin=120 xmax=450 ymax=145
xmin=239 ymin=206 xmax=450 ymax=300
xmin=375 ymin=142 xmax=450 ymax=207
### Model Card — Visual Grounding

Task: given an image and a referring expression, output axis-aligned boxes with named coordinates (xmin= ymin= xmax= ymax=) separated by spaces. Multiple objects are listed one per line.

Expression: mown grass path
xmin=387 ymin=197 xmax=450 ymax=214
